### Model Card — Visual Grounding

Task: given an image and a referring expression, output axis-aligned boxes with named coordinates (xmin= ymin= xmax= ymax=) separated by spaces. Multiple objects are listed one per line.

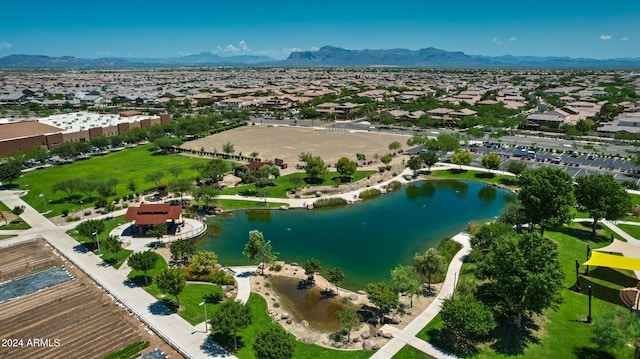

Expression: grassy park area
xmin=66 ymin=215 xmax=132 ymax=268
xmin=418 ymin=221 xmax=634 ymax=358
xmin=220 ymin=170 xmax=376 ymax=198
xmin=19 ymin=144 xmax=208 ymax=217
xmin=430 ymin=168 xmax=516 ymax=187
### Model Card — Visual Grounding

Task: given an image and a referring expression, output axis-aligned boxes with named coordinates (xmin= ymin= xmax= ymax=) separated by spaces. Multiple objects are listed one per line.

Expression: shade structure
xmin=583 ymin=251 xmax=640 ymax=272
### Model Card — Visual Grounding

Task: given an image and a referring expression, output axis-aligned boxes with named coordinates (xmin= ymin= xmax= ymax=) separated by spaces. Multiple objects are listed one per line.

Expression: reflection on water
xmin=245 ymin=209 xmax=272 ymax=223
xmin=270 ymin=276 xmax=353 ymax=331
xmin=405 ymin=181 xmax=436 ymax=200
xmin=478 ymin=186 xmax=498 ymax=202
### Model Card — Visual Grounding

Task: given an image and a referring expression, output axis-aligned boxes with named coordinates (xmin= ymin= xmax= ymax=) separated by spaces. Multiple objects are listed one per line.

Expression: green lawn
xmin=19 ymin=144 xmax=209 ymax=217
xmin=0 ymin=201 xmax=10 ymax=211
xmin=617 ymin=224 xmax=640 ymax=240
xmin=176 ymin=283 xmax=226 ymax=325
xmin=66 ymin=215 xmax=132 ymax=268
xmin=430 ymin=169 xmax=517 ymax=187
xmin=127 ymin=252 xmax=167 ymax=291
xmin=0 ymin=218 xmax=32 ymax=230
xmin=215 ymin=199 xmax=290 ymax=211
xmin=418 ymin=222 xmax=634 ymax=358
xmin=393 ymin=345 xmax=437 ymax=358
xmin=220 ymin=170 xmax=376 ymax=199
xmin=225 ymin=293 xmax=371 ymax=359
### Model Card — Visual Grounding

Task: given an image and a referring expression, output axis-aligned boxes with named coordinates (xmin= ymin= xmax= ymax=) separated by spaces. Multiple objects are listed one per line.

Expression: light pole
xmin=21 ymin=175 xmax=27 ymax=190
xmin=80 ymin=200 xmax=84 ymax=220
xmin=39 ymin=193 xmax=47 ymax=212
xmin=92 ymin=231 xmax=101 ymax=254
xmin=199 ymin=301 xmax=208 ymax=333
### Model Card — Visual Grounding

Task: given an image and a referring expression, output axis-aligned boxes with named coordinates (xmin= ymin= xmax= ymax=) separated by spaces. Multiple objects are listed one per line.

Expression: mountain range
xmin=1 ymin=46 xmax=640 ymax=68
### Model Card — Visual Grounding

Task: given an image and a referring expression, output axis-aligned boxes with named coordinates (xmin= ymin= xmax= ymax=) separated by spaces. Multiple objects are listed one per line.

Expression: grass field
xmin=418 ymin=221 xmax=634 ymax=358
xmin=19 ymin=144 xmax=209 ymax=217
xmin=220 ymin=170 xmax=376 ymax=198
xmin=66 ymin=215 xmax=132 ymax=268
xmin=175 ymin=283 xmax=225 ymax=325
xmin=215 ymin=199 xmax=289 ymax=210
xmin=617 ymin=224 xmax=640 ymax=240
xmin=430 ymin=169 xmax=517 ymax=187
xmin=393 ymin=345 xmax=437 ymax=358
xmin=127 ymin=252 xmax=167 ymax=290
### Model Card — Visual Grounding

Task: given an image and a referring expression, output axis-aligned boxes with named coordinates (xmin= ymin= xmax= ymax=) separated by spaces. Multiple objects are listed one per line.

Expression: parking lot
xmin=460 ymin=143 xmax=640 ymax=184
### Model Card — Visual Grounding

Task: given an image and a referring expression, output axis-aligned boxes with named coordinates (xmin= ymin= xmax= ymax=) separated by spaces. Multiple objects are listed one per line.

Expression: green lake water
xmin=198 ymin=180 xmax=515 ymax=290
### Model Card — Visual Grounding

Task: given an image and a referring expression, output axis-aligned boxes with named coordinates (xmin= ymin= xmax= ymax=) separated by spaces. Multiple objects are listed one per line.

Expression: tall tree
xmin=518 ymin=166 xmax=575 ymax=235
xmin=407 ymin=155 xmax=423 ymax=174
xmin=437 ymin=134 xmax=460 ymax=154
xmin=440 ymin=294 xmax=496 ymax=354
xmin=51 ymin=177 xmax=82 ymax=200
xmin=190 ymin=250 xmax=218 ymax=268
xmin=414 ymin=248 xmax=445 ymax=293
xmin=476 ymin=231 xmax=564 ymax=329
xmin=335 ymin=157 xmax=357 ymax=180
xmin=168 ymin=177 xmax=194 ymax=202
xmin=253 ymin=325 xmax=296 ymax=359
xmin=336 ymin=307 xmax=362 ymax=345
xmin=326 ymin=267 xmax=344 ymax=295
xmin=0 ymin=163 xmax=22 ymax=186
xmin=170 ymin=239 xmax=196 ymax=260
xmin=147 ymin=223 xmax=167 ymax=239
xmin=364 ymin=282 xmax=399 ymax=323
xmin=575 ymin=174 xmax=632 ymax=235
xmin=193 ymin=185 xmax=219 ymax=210
xmin=451 ymin=151 xmax=473 ymax=170
xmin=504 ymin=160 xmax=527 ymax=178
xmin=76 ymin=219 xmax=105 ymax=238
xmin=481 ymin=152 xmax=501 ymax=173
xmin=391 ymin=264 xmax=421 ymax=307
xmin=103 ymin=235 xmax=122 ymax=254
xmin=210 ymin=300 xmax=252 ymax=352
xmin=420 ymin=150 xmax=439 ymax=171
xmin=144 ymin=171 xmax=165 ymax=189
xmin=155 ymin=267 xmax=186 ymax=307
xmin=388 ymin=141 xmax=402 ymax=152
xmin=302 ymin=258 xmax=322 ymax=286
xmin=128 ymin=250 xmax=158 ymax=285
xmin=222 ymin=142 xmax=235 ymax=156
xmin=591 ymin=308 xmax=640 ymax=358
xmin=242 ymin=230 xmax=276 ymax=275
xmin=303 ymin=155 xmax=327 ymax=184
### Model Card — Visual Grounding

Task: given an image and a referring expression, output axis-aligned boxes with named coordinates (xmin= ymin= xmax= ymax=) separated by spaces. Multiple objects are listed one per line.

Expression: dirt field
xmin=0 ymin=239 xmax=182 ymax=359
xmin=181 ymin=125 xmax=410 ymax=166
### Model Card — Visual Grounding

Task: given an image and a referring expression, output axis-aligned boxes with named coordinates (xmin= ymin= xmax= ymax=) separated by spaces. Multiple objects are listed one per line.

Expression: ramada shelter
xmin=124 ymin=203 xmax=182 ymax=235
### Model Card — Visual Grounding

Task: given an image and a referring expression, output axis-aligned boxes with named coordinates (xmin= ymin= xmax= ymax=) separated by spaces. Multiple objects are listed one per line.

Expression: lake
xmin=198 ymin=180 xmax=515 ymax=290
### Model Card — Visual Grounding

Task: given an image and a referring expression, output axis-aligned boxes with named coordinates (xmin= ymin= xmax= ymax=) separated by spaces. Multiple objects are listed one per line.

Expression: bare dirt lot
xmin=0 ymin=239 xmax=182 ymax=359
xmin=181 ymin=125 xmax=410 ymax=166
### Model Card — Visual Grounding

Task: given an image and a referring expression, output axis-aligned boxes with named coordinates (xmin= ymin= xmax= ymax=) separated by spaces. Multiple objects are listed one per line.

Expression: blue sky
xmin=1 ymin=1 xmax=639 ymax=59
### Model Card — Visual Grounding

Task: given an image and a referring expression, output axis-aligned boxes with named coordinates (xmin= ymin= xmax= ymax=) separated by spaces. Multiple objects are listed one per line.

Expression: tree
xmin=193 ymin=159 xmax=230 ymax=184
xmin=414 ymin=248 xmax=445 ymax=293
xmin=391 ymin=264 xmax=421 ymax=307
xmin=380 ymin=154 xmax=393 ymax=165
xmin=168 ymin=177 xmax=194 ymax=202
xmin=336 ymin=307 xmax=362 ymax=345
xmin=440 ymin=294 xmax=496 ymax=354
xmin=79 ymin=180 xmax=98 ymax=201
xmin=326 ymin=267 xmax=344 ymax=295
xmin=335 ymin=157 xmax=356 ymax=180
xmin=128 ymin=250 xmax=158 ymax=285
xmin=364 ymin=282 xmax=399 ymax=322
xmin=253 ymin=325 xmax=296 ymax=359
xmin=155 ymin=267 xmax=186 ymax=307
xmin=437 ymin=134 xmax=460 ymax=153
xmin=193 ymin=185 xmax=219 ymax=210
xmin=575 ymin=174 xmax=632 ymax=236
xmin=147 ymin=223 xmax=166 ymax=239
xmin=388 ymin=141 xmax=402 ymax=152
xmin=76 ymin=219 xmax=105 ymax=238
xmin=103 ymin=235 xmax=122 ymax=254
xmin=407 ymin=155 xmax=423 ymax=174
xmin=451 ymin=151 xmax=472 ymax=170
xmin=0 ymin=162 xmax=21 ymax=186
xmin=481 ymin=153 xmax=501 ymax=173
xmin=210 ymin=300 xmax=252 ymax=352
xmin=191 ymin=250 xmax=218 ymax=268
xmin=222 ymin=142 xmax=235 ymax=156
xmin=518 ymin=167 xmax=575 ymax=235
xmin=420 ymin=150 xmax=438 ymax=170
xmin=476 ymin=231 xmax=564 ymax=329
xmin=95 ymin=178 xmax=119 ymax=199
xmin=242 ymin=230 xmax=276 ymax=275
xmin=170 ymin=239 xmax=196 ymax=260
xmin=167 ymin=166 xmax=183 ymax=180
xmin=504 ymin=160 xmax=527 ymax=177
xmin=51 ymin=177 xmax=82 ymax=200
xmin=302 ymin=258 xmax=322 ymax=285
xmin=153 ymin=137 xmax=181 ymax=152
xmin=591 ymin=308 xmax=640 ymax=358
xmin=303 ymin=155 xmax=327 ymax=184
xmin=144 ymin=171 xmax=165 ymax=189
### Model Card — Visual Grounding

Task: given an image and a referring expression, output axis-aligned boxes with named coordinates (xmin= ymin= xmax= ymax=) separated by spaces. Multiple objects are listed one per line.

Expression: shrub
xmin=359 ymin=188 xmax=382 ymax=200
xmin=621 ymin=180 xmax=639 ymax=190
xmin=385 ymin=181 xmax=402 ymax=192
xmin=386 ymin=165 xmax=392 ymax=171
xmin=11 ymin=205 xmax=25 ymax=216
xmin=208 ymin=269 xmax=235 ymax=285
xmin=203 ymin=286 xmax=225 ymax=303
xmin=65 ymin=216 xmax=81 ymax=222
xmin=61 ymin=208 xmax=69 ymax=217
xmin=315 ymin=191 xmax=322 ymax=197
xmin=95 ymin=197 xmax=107 ymax=208
xmin=313 ymin=197 xmax=347 ymax=208
xmin=270 ymin=263 xmax=283 ymax=272
xmin=378 ymin=166 xmax=386 ymax=173
xmin=273 ymin=302 xmax=280 ymax=308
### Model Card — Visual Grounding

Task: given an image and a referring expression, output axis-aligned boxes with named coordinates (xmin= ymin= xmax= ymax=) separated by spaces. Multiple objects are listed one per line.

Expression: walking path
xmin=371 ymin=232 xmax=471 ymax=359
xmin=0 ymin=191 xmax=235 ymax=359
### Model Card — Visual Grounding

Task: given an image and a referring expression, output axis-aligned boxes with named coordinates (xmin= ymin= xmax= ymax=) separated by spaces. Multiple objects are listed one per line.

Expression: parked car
xmin=587 ymin=154 xmax=596 ymax=160
xmin=550 ymin=156 xmax=562 ymax=164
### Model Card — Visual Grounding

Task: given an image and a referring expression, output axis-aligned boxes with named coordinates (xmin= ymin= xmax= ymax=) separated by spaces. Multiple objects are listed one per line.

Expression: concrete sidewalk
xmin=0 ymin=191 xmax=235 ymax=359
xmin=370 ymin=232 xmax=470 ymax=359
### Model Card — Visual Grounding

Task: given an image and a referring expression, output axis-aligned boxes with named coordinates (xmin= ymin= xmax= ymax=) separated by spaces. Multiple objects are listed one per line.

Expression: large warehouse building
xmin=0 ymin=111 xmax=170 ymax=156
